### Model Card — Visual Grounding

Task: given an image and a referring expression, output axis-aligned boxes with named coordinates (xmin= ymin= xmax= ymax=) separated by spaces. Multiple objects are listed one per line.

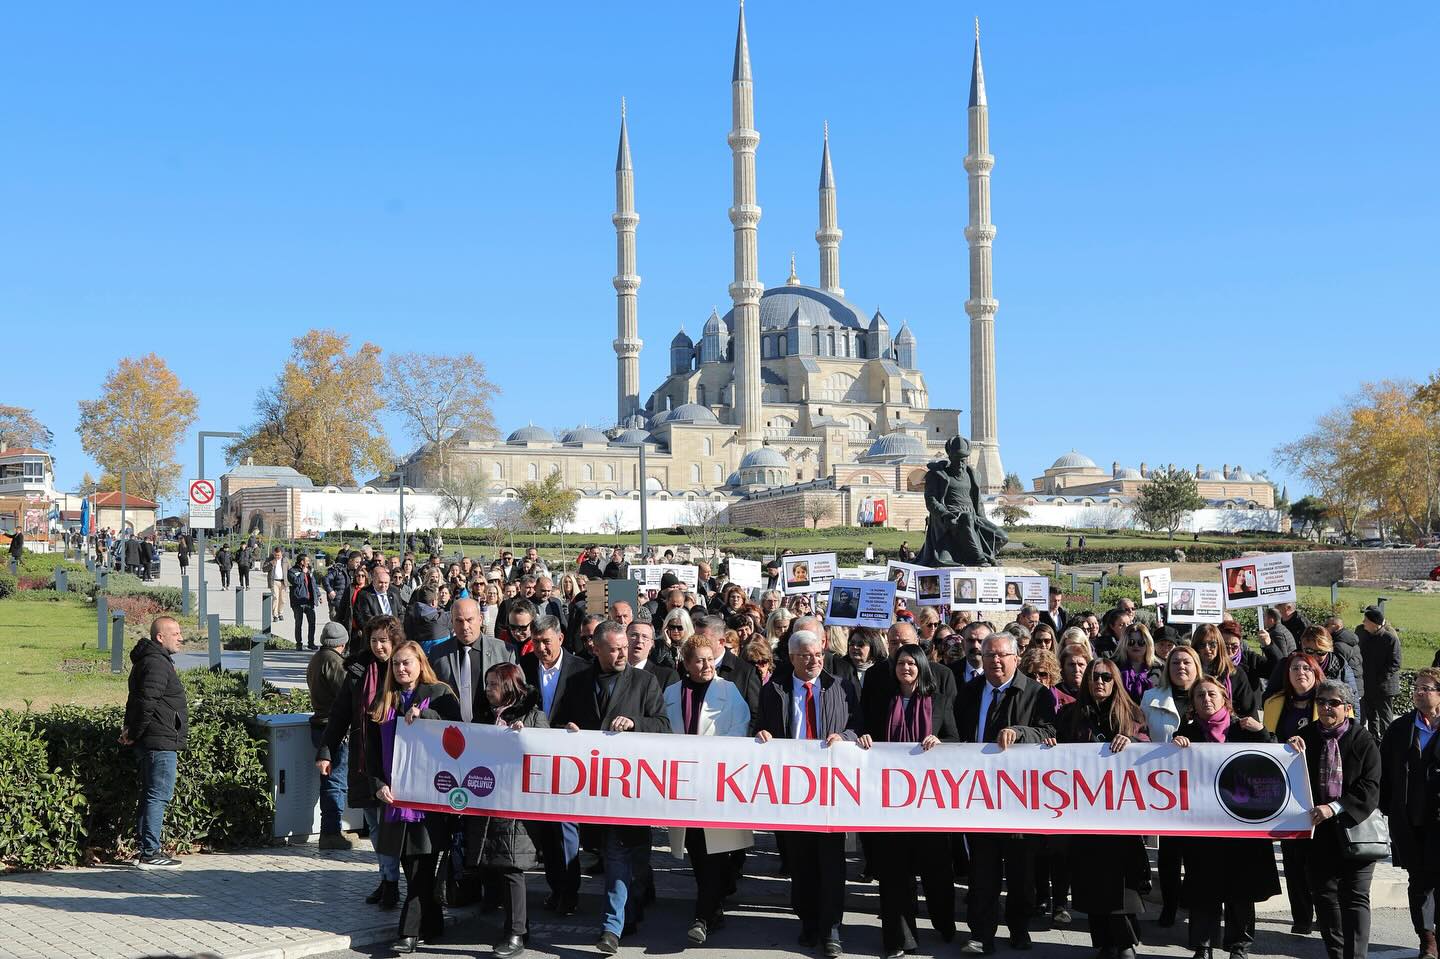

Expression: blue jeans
xmin=600 ymin=829 xmax=647 ymax=936
xmin=362 ymin=806 xmax=401 ymax=881
xmin=136 ymin=748 xmax=178 ymax=858
xmin=310 ymin=726 xmax=348 ymax=834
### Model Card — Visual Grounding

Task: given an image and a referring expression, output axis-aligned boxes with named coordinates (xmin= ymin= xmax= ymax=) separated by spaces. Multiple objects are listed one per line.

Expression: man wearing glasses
xmin=955 ymin=633 xmax=1056 ymax=955
xmin=504 ymin=599 xmax=538 ymax=659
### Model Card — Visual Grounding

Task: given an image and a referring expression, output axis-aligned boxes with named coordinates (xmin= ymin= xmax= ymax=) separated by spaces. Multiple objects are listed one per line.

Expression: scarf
xmin=1230 ymin=643 xmax=1244 ymax=667
xmin=1199 ymin=707 xmax=1231 ymax=743
xmin=886 ymin=691 xmax=933 ymax=744
xmin=1318 ymin=718 xmax=1351 ymax=803
xmin=379 ymin=689 xmax=429 ymax=824
xmin=1118 ymin=663 xmax=1152 ymax=701
xmin=680 ymin=677 xmax=710 ymax=735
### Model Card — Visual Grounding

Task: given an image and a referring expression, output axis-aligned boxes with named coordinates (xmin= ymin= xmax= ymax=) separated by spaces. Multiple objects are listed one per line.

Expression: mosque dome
xmin=725 ymin=471 xmax=742 ymax=487
xmin=1202 ymin=470 xmax=1225 ymax=480
xmin=1229 ymin=468 xmax=1254 ymax=482
xmin=561 ymin=427 xmax=609 ymax=446
xmin=739 ymin=447 xmax=787 ymax=469
xmin=865 ymin=432 xmax=927 ymax=459
xmin=670 ymin=328 xmax=694 ymax=348
xmin=703 ymin=310 xmax=723 ymax=335
xmin=452 ymin=427 xmax=491 ymax=443
xmin=893 ymin=321 xmax=916 ymax=343
xmin=1050 ymin=450 xmax=1097 ymax=470
xmin=667 ymin=403 xmax=720 ymax=424
xmin=506 ymin=425 xmax=554 ymax=444
xmin=720 ymin=285 xmax=872 ymax=334
xmin=869 ymin=310 xmax=889 ymax=332
xmin=1115 ymin=467 xmax=1143 ymax=480
xmin=609 ymin=429 xmax=651 ymax=447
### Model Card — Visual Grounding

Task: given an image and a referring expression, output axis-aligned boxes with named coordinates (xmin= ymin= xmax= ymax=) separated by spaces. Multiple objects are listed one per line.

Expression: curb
xmin=227 ymin=923 xmax=394 ymax=959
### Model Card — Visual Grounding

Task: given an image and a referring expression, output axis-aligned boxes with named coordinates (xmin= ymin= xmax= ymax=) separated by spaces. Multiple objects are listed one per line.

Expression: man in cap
xmin=306 ymin=620 xmax=352 ymax=849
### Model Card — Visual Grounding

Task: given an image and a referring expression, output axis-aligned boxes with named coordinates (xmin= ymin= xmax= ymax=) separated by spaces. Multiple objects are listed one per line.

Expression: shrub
xmin=16 ymin=575 xmax=52 ymax=591
xmin=0 ymin=571 xmax=15 ymax=600
xmin=0 ymin=713 xmax=87 ymax=870
xmin=65 ymin=570 xmax=186 ymax=612
xmin=106 ymin=595 xmax=164 ymax=623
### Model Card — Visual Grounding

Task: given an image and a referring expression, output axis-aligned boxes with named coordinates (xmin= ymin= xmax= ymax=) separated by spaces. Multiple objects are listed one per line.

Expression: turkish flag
xmin=873 ymin=498 xmax=888 ymax=524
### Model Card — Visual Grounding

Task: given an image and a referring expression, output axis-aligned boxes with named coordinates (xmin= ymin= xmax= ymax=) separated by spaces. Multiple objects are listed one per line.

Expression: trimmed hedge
xmin=61 ymin=569 xmax=186 ymax=612
xmin=0 ymin=571 xmax=14 ymax=600
xmin=0 ymin=670 xmax=311 ymax=870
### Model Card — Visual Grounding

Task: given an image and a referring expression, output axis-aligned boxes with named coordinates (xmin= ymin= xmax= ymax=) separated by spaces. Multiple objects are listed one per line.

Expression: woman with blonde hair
xmin=1193 ymin=623 xmax=1257 ymax=717
xmin=765 ymin=608 xmax=793 ymax=650
xmin=825 ymin=624 xmax=850 ymax=659
xmin=557 ymin=572 xmax=582 ymax=605
xmin=1116 ymin=623 xmax=1161 ymax=704
xmin=661 ymin=607 xmax=695 ymax=660
xmin=365 ymin=641 xmax=463 ymax=953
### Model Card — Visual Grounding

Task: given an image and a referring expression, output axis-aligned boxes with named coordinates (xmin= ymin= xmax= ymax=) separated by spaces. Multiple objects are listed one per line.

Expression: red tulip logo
xmin=442 ymin=726 xmax=466 ymax=760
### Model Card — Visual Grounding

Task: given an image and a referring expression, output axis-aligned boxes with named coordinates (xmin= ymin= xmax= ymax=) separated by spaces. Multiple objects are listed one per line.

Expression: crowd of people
xmin=121 ymin=540 xmax=1426 ymax=959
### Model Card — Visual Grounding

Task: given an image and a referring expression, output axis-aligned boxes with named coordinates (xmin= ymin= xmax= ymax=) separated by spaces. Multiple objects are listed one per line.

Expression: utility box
xmin=253 ymin=713 xmax=364 ymax=840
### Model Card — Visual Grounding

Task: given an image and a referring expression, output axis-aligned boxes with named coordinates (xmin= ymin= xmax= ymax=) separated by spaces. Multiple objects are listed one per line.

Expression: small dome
xmin=561 ymin=426 xmax=608 ymax=446
xmin=894 ymin=321 xmax=916 ymax=343
xmin=610 ymin=429 xmax=651 ymax=447
xmin=618 ymin=412 xmax=648 ymax=430
xmin=452 ymin=427 xmax=492 ymax=443
xmin=725 ymin=471 xmax=741 ymax=487
xmin=1202 ymin=470 xmax=1225 ymax=480
xmin=865 ymin=432 xmax=926 ymax=459
xmin=703 ymin=310 xmax=723 ymax=335
xmin=667 ymin=403 xmax=719 ymax=424
xmin=1115 ymin=467 xmax=1143 ymax=479
xmin=869 ymin=310 xmax=889 ymax=332
xmin=506 ymin=425 xmax=554 ymax=444
xmin=740 ymin=447 xmax=787 ymax=469
xmin=1050 ymin=450 xmax=1097 ymax=470
xmin=1228 ymin=468 xmax=1254 ymax=482
xmin=670 ymin=328 xmax=693 ymax=348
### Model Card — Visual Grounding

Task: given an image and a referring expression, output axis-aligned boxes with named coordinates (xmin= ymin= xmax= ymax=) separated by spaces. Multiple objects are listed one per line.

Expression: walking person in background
xmin=1380 ymin=666 xmax=1440 ymax=959
xmin=1358 ymin=605 xmax=1401 ymax=739
xmin=288 ymin=552 xmax=321 ymax=650
xmin=176 ymin=533 xmax=190 ymax=576
xmin=306 ymin=621 xmax=352 ymax=850
xmin=214 ymin=543 xmax=232 ymax=590
xmin=267 ymin=547 xmax=287 ymax=621
xmin=235 ymin=540 xmax=252 ymax=590
xmin=120 ymin=615 xmax=188 ymax=868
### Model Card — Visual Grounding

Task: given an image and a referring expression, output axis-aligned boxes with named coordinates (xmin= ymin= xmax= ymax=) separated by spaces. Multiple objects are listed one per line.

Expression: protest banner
xmin=950 ymin=569 xmax=1006 ymax=612
xmin=914 ymin=569 xmax=948 ymax=606
xmin=1220 ymin=553 xmax=1297 ymax=609
xmin=1166 ymin=581 xmax=1225 ymax=624
xmin=728 ymin=558 xmax=763 ymax=591
xmin=1139 ymin=567 xmax=1172 ymax=607
xmin=392 ymin=722 xmax=1314 ymax=838
xmin=782 ymin=552 xmax=837 ymax=595
xmin=824 ymin=578 xmax=896 ymax=628
xmin=1003 ymin=575 xmax=1049 ymax=609
xmin=887 ymin=561 xmax=926 ymax=600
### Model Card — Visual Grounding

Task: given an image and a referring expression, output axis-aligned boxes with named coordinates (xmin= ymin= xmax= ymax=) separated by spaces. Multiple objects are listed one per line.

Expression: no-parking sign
xmin=188 ymin=478 xmax=216 ymax=529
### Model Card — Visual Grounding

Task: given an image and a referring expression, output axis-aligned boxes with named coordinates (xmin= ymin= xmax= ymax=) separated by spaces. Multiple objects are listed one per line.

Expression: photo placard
xmin=824 ymin=578 xmax=897 ymax=629
xmin=1220 ymin=553 xmax=1297 ymax=609
xmin=950 ymin=569 xmax=1006 ymax=612
xmin=782 ymin=552 xmax=838 ymax=595
xmin=1003 ymin=575 xmax=1050 ymax=609
xmin=1139 ymin=567 xmax=1172 ymax=608
xmin=914 ymin=569 xmax=949 ymax=607
xmin=886 ymin=561 xmax=927 ymax=600
xmin=1166 ymin=581 xmax=1225 ymax=624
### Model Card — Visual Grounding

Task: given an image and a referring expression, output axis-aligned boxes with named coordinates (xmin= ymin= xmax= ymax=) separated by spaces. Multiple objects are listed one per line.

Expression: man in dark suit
xmin=1039 ymin=586 xmax=1068 ymax=635
xmin=552 ymin=621 xmax=670 ymax=954
xmin=626 ymin=621 xmax=679 ymax=689
xmin=353 ymin=564 xmax=406 ymax=633
xmin=431 ymin=598 xmax=514 ymax=721
xmin=955 ymin=631 xmax=1056 ymax=955
xmin=755 ymin=629 xmax=861 ymax=958
xmin=520 ymin=615 xmax=589 ymax=914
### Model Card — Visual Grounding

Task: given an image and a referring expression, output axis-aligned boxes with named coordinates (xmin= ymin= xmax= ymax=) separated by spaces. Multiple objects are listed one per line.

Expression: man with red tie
xmin=756 ymin=629 xmax=861 ymax=958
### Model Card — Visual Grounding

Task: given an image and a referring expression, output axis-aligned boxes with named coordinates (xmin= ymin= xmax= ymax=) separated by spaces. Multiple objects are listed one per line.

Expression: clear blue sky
xmin=4 ymin=2 xmax=1438 ymax=512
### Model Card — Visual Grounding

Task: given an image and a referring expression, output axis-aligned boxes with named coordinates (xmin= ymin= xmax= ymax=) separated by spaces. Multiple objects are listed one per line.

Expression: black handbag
xmin=1340 ymin=809 xmax=1391 ymax=862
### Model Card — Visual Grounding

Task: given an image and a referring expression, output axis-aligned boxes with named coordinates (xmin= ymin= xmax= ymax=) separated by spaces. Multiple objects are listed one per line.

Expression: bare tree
xmin=680 ymin=498 xmax=727 ymax=557
xmin=438 ymin=470 xmax=489 ymax=527
xmin=483 ymin=499 xmax=527 ymax=550
xmin=386 ymin=352 xmax=499 ymax=486
xmin=803 ymin=496 xmax=837 ymax=529
xmin=602 ymin=508 xmax=629 ymax=541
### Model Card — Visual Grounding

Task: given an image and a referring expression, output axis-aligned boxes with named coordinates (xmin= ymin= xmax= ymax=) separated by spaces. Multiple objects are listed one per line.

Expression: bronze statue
xmin=917 ymin=435 xmax=1008 ymax=568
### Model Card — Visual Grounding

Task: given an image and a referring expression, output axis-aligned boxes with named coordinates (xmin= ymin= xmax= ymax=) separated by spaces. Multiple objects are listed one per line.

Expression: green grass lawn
xmin=1297 ymin=585 xmax=1440 ymax=670
xmin=0 ymin=596 xmax=131 ymax=710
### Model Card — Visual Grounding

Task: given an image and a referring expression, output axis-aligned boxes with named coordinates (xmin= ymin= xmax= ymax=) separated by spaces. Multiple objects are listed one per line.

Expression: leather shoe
xmin=494 ymin=934 xmax=526 ymax=959
xmin=1290 ymin=922 xmax=1313 ymax=936
xmin=1010 ymin=933 xmax=1033 ymax=951
xmin=391 ymin=938 xmax=417 ymax=955
xmin=687 ymin=920 xmax=708 ymax=945
xmin=822 ymin=938 xmax=843 ymax=958
xmin=960 ymin=941 xmax=996 ymax=956
xmin=596 ymin=931 xmax=620 ymax=955
xmin=798 ymin=931 xmax=819 ymax=948
xmin=365 ymin=881 xmax=385 ymax=905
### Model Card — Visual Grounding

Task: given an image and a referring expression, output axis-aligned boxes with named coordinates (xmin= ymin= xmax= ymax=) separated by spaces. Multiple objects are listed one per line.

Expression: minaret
xmin=964 ymin=19 xmax=1004 ymax=491
xmin=816 ymin=121 xmax=843 ymax=295
xmin=728 ymin=0 xmax=763 ymax=450
xmin=613 ymin=98 xmax=642 ymax=424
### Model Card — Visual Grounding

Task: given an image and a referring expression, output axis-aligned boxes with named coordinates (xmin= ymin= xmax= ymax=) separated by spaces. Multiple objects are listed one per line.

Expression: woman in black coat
xmin=1288 ymin=679 xmax=1382 ymax=959
xmin=467 ymin=663 xmax=547 ymax=959
xmin=318 ymin=615 xmax=402 ymax=907
xmin=1172 ymin=676 xmax=1280 ymax=959
xmin=364 ymin=640 xmax=463 ymax=954
xmin=1192 ymin=623 xmax=1258 ymax=718
xmin=857 ymin=643 xmax=959 ymax=959
xmin=1380 ymin=666 xmax=1440 ymax=959
xmin=1050 ymin=657 xmax=1151 ymax=959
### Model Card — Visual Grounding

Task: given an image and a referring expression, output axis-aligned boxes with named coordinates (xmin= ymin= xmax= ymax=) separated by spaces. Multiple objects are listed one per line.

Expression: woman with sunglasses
xmin=1192 ymin=623 xmax=1258 ymax=718
xmin=1140 ymin=645 xmax=1204 ymax=927
xmin=1379 ymin=667 xmax=1440 ymax=959
xmin=1263 ymin=652 xmax=1326 ymax=936
xmin=1172 ymin=677 xmax=1279 ymax=959
xmin=1028 ymin=622 xmax=1057 ymax=654
xmin=1289 ymin=679 xmax=1381 ymax=959
xmin=661 ymin=607 xmax=695 ymax=653
xmin=1116 ymin=624 xmax=1160 ymax=704
xmin=1218 ymin=621 xmax=1268 ymax=699
xmin=1050 ymin=658 xmax=1150 ymax=958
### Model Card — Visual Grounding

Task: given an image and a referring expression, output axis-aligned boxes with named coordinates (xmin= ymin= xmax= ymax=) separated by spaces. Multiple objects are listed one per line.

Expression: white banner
xmin=1140 ymin=567 xmax=1172 ymax=607
xmin=782 ymin=553 xmax=837 ymax=595
xmin=392 ymin=723 xmax=1313 ymax=838
xmin=728 ymin=558 xmax=763 ymax=591
xmin=825 ymin=578 xmax=896 ymax=628
xmin=1167 ymin=581 xmax=1225 ymax=624
xmin=1221 ymin=552 xmax=1297 ymax=609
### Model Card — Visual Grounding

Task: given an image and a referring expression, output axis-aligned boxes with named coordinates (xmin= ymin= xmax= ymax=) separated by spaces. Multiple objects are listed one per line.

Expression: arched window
xmin=762 ymin=336 xmax=774 ymax=359
xmin=703 ymin=436 xmax=713 ymax=456
xmin=605 ymin=464 xmax=615 ymax=481
xmin=696 ymin=384 xmax=706 ymax=407
xmin=813 ymin=331 xmax=822 ymax=354
xmin=490 ymin=462 xmax=502 ymax=480
xmin=713 ymin=464 xmax=723 ymax=483
xmin=583 ymin=463 xmax=594 ymax=481
xmin=527 ymin=463 xmax=538 ymax=480
xmin=690 ymin=464 xmax=701 ymax=484
xmin=550 ymin=464 xmax=561 ymax=477
xmin=827 ymin=331 xmax=836 ymax=355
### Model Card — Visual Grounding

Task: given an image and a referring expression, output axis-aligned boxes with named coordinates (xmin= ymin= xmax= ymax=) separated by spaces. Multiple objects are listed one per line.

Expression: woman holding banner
xmin=1141 ymin=645 xmax=1203 ymax=927
xmin=1171 ymin=677 xmax=1279 ymax=959
xmin=1050 ymin=657 xmax=1150 ymax=959
xmin=857 ymin=643 xmax=959 ymax=958
xmin=1263 ymin=652 xmax=1324 ymax=936
xmin=664 ymin=634 xmax=753 ymax=945
xmin=365 ymin=641 xmax=463 ymax=954
xmin=1290 ymin=679 xmax=1381 ymax=959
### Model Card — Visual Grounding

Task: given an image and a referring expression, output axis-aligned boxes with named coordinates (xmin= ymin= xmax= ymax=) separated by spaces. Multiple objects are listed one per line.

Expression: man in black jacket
xmin=121 ymin=615 xmax=189 ymax=868
xmin=552 ymin=621 xmax=669 ymax=954
xmin=353 ymin=564 xmax=406 ymax=634
xmin=954 ymin=632 xmax=1057 ymax=954
xmin=1356 ymin=607 xmax=1402 ymax=737
xmin=288 ymin=552 xmax=323 ymax=649
xmin=215 ymin=543 xmax=233 ymax=589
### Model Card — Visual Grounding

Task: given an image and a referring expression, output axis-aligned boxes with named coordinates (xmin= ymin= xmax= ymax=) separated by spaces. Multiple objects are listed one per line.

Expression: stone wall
xmin=1294 ymin=548 xmax=1440 ymax=585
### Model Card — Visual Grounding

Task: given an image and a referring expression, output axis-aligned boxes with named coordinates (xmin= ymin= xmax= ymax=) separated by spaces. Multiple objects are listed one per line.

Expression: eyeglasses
xmin=794 ymin=652 xmax=825 ymax=661
xmin=1126 ymin=639 xmax=1147 ymax=647
xmin=509 ymin=622 xmax=533 ymax=632
xmin=1416 ymin=686 xmax=1440 ymax=694
xmin=982 ymin=651 xmax=1016 ymax=660
xmin=665 ymin=623 xmax=685 ymax=632
xmin=1316 ymin=698 xmax=1345 ymax=708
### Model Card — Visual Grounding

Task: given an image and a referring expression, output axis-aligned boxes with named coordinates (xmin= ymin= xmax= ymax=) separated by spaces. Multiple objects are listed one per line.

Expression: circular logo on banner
xmin=465 ymin=766 xmax=497 ymax=798
xmin=447 ymin=787 xmax=470 ymax=811
xmin=434 ymin=770 xmax=458 ymax=793
xmin=1214 ymin=751 xmax=1290 ymax=824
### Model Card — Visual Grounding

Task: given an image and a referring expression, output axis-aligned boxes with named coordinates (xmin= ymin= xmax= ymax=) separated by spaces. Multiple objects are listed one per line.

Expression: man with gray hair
xmin=755 ymin=628 xmax=860 ymax=957
xmin=432 ymin=598 xmax=515 ymax=722
xmin=306 ymin=621 xmax=351 ymax=850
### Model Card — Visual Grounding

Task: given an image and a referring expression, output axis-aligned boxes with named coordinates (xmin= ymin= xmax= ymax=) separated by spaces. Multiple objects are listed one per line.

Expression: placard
xmin=1003 ymin=575 xmax=1049 ymax=609
xmin=728 ymin=558 xmax=762 ymax=591
xmin=887 ymin=561 xmax=926 ymax=600
xmin=1139 ymin=568 xmax=1172 ymax=607
xmin=824 ymin=578 xmax=897 ymax=629
xmin=782 ymin=552 xmax=837 ymax=595
xmin=629 ymin=564 xmax=700 ymax=600
xmin=914 ymin=569 xmax=949 ymax=606
xmin=950 ymin=569 xmax=1006 ymax=612
xmin=1220 ymin=553 xmax=1297 ymax=609
xmin=1166 ymin=581 xmax=1225 ymax=624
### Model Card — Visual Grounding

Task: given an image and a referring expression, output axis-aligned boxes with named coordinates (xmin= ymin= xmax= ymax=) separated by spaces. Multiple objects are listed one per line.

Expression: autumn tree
xmin=1132 ymin=467 xmax=1206 ymax=539
xmin=75 ymin=354 xmax=198 ymax=502
xmin=517 ymin=472 xmax=580 ymax=537
xmin=1275 ymin=401 xmax=1372 ymax=540
xmin=228 ymin=330 xmax=391 ymax=485
xmin=77 ymin=471 xmax=100 ymax=496
xmin=385 ymin=352 xmax=499 ymax=485
xmin=996 ymin=503 xmax=1031 ymax=528
xmin=0 ymin=406 xmax=53 ymax=449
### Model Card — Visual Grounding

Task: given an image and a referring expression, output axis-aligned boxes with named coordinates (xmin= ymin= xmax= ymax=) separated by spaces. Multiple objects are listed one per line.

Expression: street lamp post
xmin=195 ymin=431 xmax=242 ymax=623
xmin=638 ymin=440 xmax=649 ymax=558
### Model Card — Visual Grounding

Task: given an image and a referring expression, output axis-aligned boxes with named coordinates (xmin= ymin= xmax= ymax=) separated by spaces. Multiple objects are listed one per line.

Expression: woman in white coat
xmin=663 ymin=633 xmax=753 ymax=945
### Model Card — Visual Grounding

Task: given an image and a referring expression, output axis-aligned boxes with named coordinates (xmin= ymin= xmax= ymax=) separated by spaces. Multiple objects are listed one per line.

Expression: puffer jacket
xmin=125 ymin=638 xmax=189 ymax=751
xmin=465 ymin=690 xmax=547 ymax=871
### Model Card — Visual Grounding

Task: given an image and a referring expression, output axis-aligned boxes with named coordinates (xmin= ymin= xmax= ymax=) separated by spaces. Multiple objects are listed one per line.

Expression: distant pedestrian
xmin=267 ymin=547 xmax=287 ymax=621
xmin=176 ymin=535 xmax=190 ymax=574
xmin=306 ymin=621 xmax=352 ymax=850
xmin=120 ymin=615 xmax=189 ymax=868
xmin=215 ymin=544 xmax=233 ymax=589
xmin=289 ymin=552 xmax=321 ymax=649
xmin=236 ymin=542 xmax=254 ymax=590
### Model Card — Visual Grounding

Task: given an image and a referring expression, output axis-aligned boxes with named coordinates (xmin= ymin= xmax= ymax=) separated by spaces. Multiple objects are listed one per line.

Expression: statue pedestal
xmin=993 ymin=565 xmax=1041 ymax=577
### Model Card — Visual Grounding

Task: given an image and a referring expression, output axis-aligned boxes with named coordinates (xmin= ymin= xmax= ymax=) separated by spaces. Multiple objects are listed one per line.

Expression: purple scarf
xmin=886 ymin=692 xmax=933 ymax=743
xmin=1118 ymin=663 xmax=1153 ymax=701
xmin=379 ymin=689 xmax=429 ymax=824
xmin=1318 ymin=718 xmax=1351 ymax=803
xmin=680 ymin=678 xmax=710 ymax=735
